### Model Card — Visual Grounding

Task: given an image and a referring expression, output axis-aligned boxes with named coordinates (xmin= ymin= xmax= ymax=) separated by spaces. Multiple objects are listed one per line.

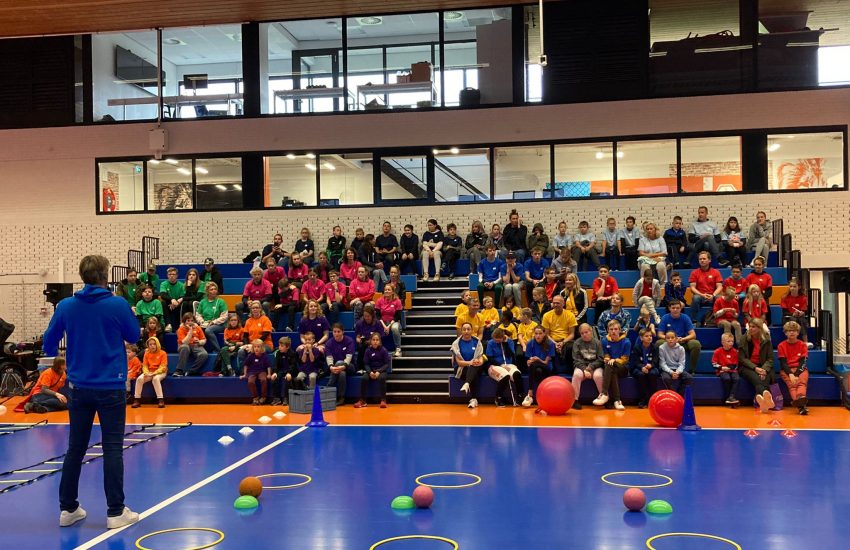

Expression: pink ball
xmin=412 ymin=485 xmax=435 ymax=508
xmin=623 ymin=487 xmax=646 ymax=512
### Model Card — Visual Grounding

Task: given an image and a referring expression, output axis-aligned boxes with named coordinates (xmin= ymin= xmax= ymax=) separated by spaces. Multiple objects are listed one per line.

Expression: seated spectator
xmin=480 ymin=295 xmax=500 ymax=341
xmin=487 ymin=223 xmax=507 ymax=259
xmin=524 ymin=247 xmax=550 ymax=304
xmin=657 ymin=299 xmax=701 ymax=373
xmin=194 ymin=282 xmax=228 ymax=353
xmin=295 ymin=331 xmax=325 ymax=390
xmin=713 ymin=286 xmax=742 ymax=341
xmin=135 ymin=284 xmax=163 ymax=330
xmin=354 ymin=332 xmax=391 ymax=409
xmin=712 ymin=332 xmax=740 ymax=406
xmin=478 ymin=245 xmax=505 ymax=307
xmin=529 ymin=286 xmax=550 ymax=325
xmin=570 ymin=323 xmax=603 ymax=410
xmin=351 ymin=227 xmax=366 ymax=254
xmin=486 ymin=328 xmax=522 ymax=407
xmin=442 ymin=223 xmax=463 ymax=279
xmin=593 ymin=319 xmax=630 ymax=410
xmin=349 ymin=266 xmax=376 ymax=321
xmin=299 ymin=299 xmax=331 ymax=351
xmin=262 ymin=233 xmax=289 ymax=267
xmin=502 ymin=295 xmax=521 ymax=322
xmin=324 ymin=270 xmax=347 ymax=325
xmin=238 ymin=301 xmax=273 ymax=367
xmin=688 ymin=251 xmax=722 ymax=325
xmin=551 ymin=246 xmax=577 ymax=281
xmin=499 ymin=251 xmax=523 ymax=309
xmin=125 ymin=346 xmax=141 ymax=399
xmin=592 ymin=265 xmax=619 ymax=320
xmin=663 ymin=216 xmax=690 ymax=269
xmin=270 ymin=336 xmax=298 ymax=406
xmin=139 ymin=263 xmax=161 ymax=296
xmin=456 ymin=298 xmax=484 ymax=339
xmin=132 ymin=337 xmax=167 ymax=408
xmin=301 ymin=269 xmax=327 ymax=309
xmin=781 ymin=278 xmax=810 ymax=346
xmin=339 ymin=248 xmax=362 ymax=285
xmin=325 ymin=324 xmax=355 ymax=406
xmin=597 ymin=293 xmax=631 ymax=340
xmin=453 ymin=321 xmax=486 ymax=409
xmin=742 ymin=284 xmax=769 ymax=332
xmin=455 ymin=290 xmax=472 ymax=318
xmin=326 ymin=225 xmax=347 ymax=269
xmin=240 ymin=339 xmax=271 ymax=405
xmin=421 ymin=219 xmax=444 ymax=282
xmin=629 ymin=329 xmax=659 ymax=408
xmin=355 ymin=305 xmax=383 ymax=367
xmin=465 ymin=220 xmax=487 ymax=275
xmin=553 ymin=221 xmax=572 ymax=253
xmin=398 ymin=224 xmax=419 ymax=276
xmin=173 ymin=312 xmax=208 ymax=377
xmin=201 ymin=258 xmax=225 ymax=294
xmin=375 ymin=221 xmax=399 ymax=269
xmin=661 ymin=271 xmax=687 ymax=308
xmin=315 ymin=252 xmax=332 ymax=283
xmin=541 ymin=295 xmax=577 ymax=372
xmin=778 ymin=321 xmax=809 ymax=415
xmin=526 ymin=223 xmax=551 ymax=259
xmin=375 ymin=286 xmax=403 ymax=357
xmin=358 ymin=233 xmax=389 ymax=288
xmin=237 ymin=267 xmax=273 ymax=321
xmin=180 ymin=268 xmax=205 ymax=320
xmin=687 ymin=206 xmax=723 ymax=266
xmin=515 ymin=307 xmax=537 ymax=368
xmin=747 ymin=211 xmax=773 ymax=266
xmin=218 ymin=314 xmax=242 ymax=377
xmin=138 ymin=317 xmax=163 ymax=361
xmin=116 ymin=268 xmax=140 ymax=306
xmin=721 ymin=216 xmax=747 ymax=267
xmin=159 ymin=267 xmax=186 ymax=332
xmin=287 ymin=254 xmax=309 ymax=289
xmin=273 ymin=276 xmax=300 ymax=332
xmin=658 ymin=330 xmax=694 ymax=396
xmin=23 ymin=356 xmax=67 ymax=414
xmin=620 ymin=216 xmax=641 ymax=270
xmin=503 ymin=209 xmax=528 ymax=263
xmin=496 ymin=309 xmax=518 ymax=343
xmin=633 ymin=306 xmax=657 ymax=339
xmin=571 ymin=221 xmax=600 ymax=271
xmin=294 ymin=227 xmax=315 ymax=266
xmin=263 ymin=257 xmax=287 ymax=301
xmin=738 ymin=318 xmax=775 ymax=412
xmin=632 ymin=269 xmax=662 ymax=325
xmin=746 ymin=255 xmax=774 ymax=325
xmin=560 ymin=273 xmax=588 ymax=328
xmin=386 ymin=266 xmax=406 ymax=305
xmin=601 ymin=217 xmax=620 ymax=270
xmin=724 ymin=264 xmax=748 ymax=302
xmin=637 ymin=222 xmax=668 ymax=284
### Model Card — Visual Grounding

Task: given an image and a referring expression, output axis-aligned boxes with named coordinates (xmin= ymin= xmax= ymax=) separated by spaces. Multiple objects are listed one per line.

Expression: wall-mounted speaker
xmin=828 ymin=270 xmax=850 ymax=293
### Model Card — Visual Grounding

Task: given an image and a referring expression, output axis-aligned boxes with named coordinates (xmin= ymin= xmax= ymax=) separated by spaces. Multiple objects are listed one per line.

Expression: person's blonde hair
xmin=250 ymin=266 xmax=263 ymax=276
xmin=783 ymin=320 xmax=801 ymax=333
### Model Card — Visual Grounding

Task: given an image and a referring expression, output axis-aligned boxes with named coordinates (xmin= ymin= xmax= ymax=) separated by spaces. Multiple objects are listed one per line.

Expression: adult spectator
xmin=238 ymin=300 xmax=274 ymax=366
xmin=500 ymin=252 xmax=523 ymax=309
xmin=325 ymin=323 xmax=355 ymax=405
xmin=455 ymin=298 xmax=484 ymax=339
xmin=747 ymin=211 xmax=773 ymax=266
xmin=115 ymin=268 xmax=139 ymax=306
xmin=526 ymin=223 xmax=551 ymax=259
xmin=294 ymin=227 xmax=315 ymax=266
xmin=738 ymin=318 xmax=776 ymax=412
xmin=375 ymin=221 xmax=399 ymax=268
xmin=386 ymin=266 xmax=407 ymax=306
xmin=201 ymin=258 xmax=225 ymax=294
xmin=44 ymin=255 xmax=140 ymax=529
xmin=339 ymin=248 xmax=362 ymax=285
xmin=180 ymin=268 xmax=206 ymax=320
xmin=503 ymin=209 xmax=528 ymax=263
xmin=358 ymin=234 xmax=388 ymax=288
xmin=299 ymin=299 xmax=331 ymax=350
xmin=560 ymin=273 xmax=588 ymax=328
xmin=159 ymin=267 xmax=185 ymax=332
xmin=541 ymin=295 xmax=577 ymax=372
xmin=195 ymin=281 xmax=228 ymax=353
xmin=138 ymin=263 xmax=160 ymax=297
xmin=477 ymin=245 xmax=505 ymax=309
xmin=263 ymin=256 xmax=287 ymax=303
xmin=688 ymin=251 xmax=723 ymax=325
xmin=687 ymin=206 xmax=722 ymax=265
xmin=656 ymin=299 xmax=701 ymax=373
xmin=326 ymin=225 xmax=347 ymax=269
xmin=486 ymin=223 xmax=507 ymax=259
xmin=261 ymin=233 xmax=289 ymax=267
xmin=464 ymin=220 xmax=487 ymax=275
xmin=452 ymin=321 xmax=486 ymax=409
xmin=421 ymin=219 xmax=444 ymax=282
xmin=349 ymin=266 xmax=376 ymax=320
xmin=173 ymin=312 xmax=208 ymax=377
xmin=637 ymin=222 xmax=668 ymax=284
xmin=237 ymin=267 xmax=272 ymax=320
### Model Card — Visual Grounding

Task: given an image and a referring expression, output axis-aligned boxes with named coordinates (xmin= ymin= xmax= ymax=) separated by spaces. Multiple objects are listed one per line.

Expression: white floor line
xmin=73 ymin=425 xmax=308 ymax=550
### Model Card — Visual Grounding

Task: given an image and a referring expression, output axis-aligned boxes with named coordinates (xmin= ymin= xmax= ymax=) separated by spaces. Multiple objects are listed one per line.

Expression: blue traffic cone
xmin=678 ymin=385 xmax=701 ymax=431
xmin=307 ymin=384 xmax=328 ymax=428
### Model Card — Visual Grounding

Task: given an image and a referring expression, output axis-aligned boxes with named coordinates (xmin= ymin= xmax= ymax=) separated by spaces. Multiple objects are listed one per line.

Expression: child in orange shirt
xmin=126 ymin=344 xmax=142 ymax=397
xmin=133 ymin=337 xmax=167 ymax=408
xmin=218 ymin=313 xmax=242 ymax=376
xmin=23 ymin=357 xmax=67 ymax=413
xmin=778 ymin=321 xmax=809 ymax=415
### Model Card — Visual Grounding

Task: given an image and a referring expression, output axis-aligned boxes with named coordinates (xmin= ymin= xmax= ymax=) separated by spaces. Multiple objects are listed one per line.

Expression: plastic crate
xmin=288 ymin=387 xmax=337 ymax=414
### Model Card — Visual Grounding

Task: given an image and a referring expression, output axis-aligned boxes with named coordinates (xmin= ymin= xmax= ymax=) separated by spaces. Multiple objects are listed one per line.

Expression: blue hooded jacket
xmin=43 ymin=284 xmax=140 ymax=390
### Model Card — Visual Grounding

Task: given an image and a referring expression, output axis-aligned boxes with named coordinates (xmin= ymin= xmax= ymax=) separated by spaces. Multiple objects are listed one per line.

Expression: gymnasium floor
xmin=2 ymin=404 xmax=849 ymax=549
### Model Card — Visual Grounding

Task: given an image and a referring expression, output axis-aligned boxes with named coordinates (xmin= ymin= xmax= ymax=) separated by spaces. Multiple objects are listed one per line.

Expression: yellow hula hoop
xmin=646 ymin=532 xmax=742 ymax=549
xmin=370 ymin=534 xmax=460 ymax=549
xmin=415 ymin=471 xmax=482 ymax=489
xmin=135 ymin=527 xmax=224 ymax=550
xmin=255 ymin=472 xmax=312 ymax=490
xmin=600 ymin=471 xmax=673 ymax=489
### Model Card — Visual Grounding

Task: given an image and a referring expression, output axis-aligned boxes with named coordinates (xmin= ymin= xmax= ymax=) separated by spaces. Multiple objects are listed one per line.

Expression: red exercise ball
xmin=648 ymin=390 xmax=685 ymax=427
xmin=412 ymin=485 xmax=435 ymax=508
xmin=623 ymin=487 xmax=646 ymax=511
xmin=536 ymin=376 xmax=575 ymax=416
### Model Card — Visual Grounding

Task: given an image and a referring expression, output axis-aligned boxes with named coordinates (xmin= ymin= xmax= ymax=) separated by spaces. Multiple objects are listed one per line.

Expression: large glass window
xmin=319 ymin=153 xmax=374 ymax=205
xmin=616 ymin=139 xmax=678 ymax=196
xmin=767 ymin=131 xmax=845 ymax=190
xmin=92 ymin=31 xmax=160 ymax=121
xmin=148 ymin=158 xmax=193 ymax=211
xmin=263 ymin=19 xmax=344 ymax=114
xmin=434 ymin=148 xmax=490 ymax=202
xmin=494 ymin=145 xmax=551 ymax=201
xmin=379 ymin=154 xmax=428 ymax=200
xmin=523 ymin=5 xmax=543 ymax=103
xmin=680 ymin=137 xmax=742 ymax=193
xmin=98 ymin=161 xmax=144 ymax=212
xmin=195 ymin=157 xmax=243 ymax=210
xmin=554 ymin=143 xmax=614 ymax=197
xmin=266 ymin=155 xmax=318 ymax=207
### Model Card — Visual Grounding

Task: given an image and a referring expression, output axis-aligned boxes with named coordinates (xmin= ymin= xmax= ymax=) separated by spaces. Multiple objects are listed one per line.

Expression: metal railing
xmin=142 ymin=236 xmax=160 ymax=263
xmin=819 ymin=309 xmax=834 ymax=366
xmin=127 ymin=250 xmax=145 ymax=273
xmin=772 ymin=218 xmax=785 ymax=265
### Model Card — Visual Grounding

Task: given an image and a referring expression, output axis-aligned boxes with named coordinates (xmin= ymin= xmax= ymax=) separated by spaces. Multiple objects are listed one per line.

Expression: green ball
xmin=234 ymin=495 xmax=259 ymax=509
xmin=391 ymin=495 xmax=415 ymax=510
xmin=646 ymin=499 xmax=673 ymax=515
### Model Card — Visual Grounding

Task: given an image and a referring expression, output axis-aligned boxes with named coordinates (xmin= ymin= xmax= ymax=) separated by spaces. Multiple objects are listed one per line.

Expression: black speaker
xmin=828 ymin=270 xmax=850 ymax=293
xmin=43 ymin=283 xmax=74 ymax=306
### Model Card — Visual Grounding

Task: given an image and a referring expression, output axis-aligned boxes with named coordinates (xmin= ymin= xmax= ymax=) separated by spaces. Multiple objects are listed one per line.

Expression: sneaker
xmin=762 ymin=390 xmax=775 ymax=410
xmin=259 ymin=397 xmax=266 ymax=404
xmin=157 ymin=399 xmax=165 ymax=408
xmin=460 ymin=382 xmax=470 ymax=394
xmin=164 ymin=324 xmax=172 ymax=333
xmin=270 ymin=398 xmax=282 ymax=406
xmin=495 ymin=397 xmax=506 ymax=408
xmin=800 ymin=406 xmax=809 ymax=416
xmin=592 ymin=394 xmax=609 ymax=406
xmin=468 ymin=398 xmax=478 ymax=409
xmin=172 ymin=371 xmax=184 ymax=377
xmin=252 ymin=398 xmax=259 ymax=405
xmin=718 ymin=258 xmax=730 ymax=267
xmin=637 ymin=401 xmax=647 ymax=409
xmin=23 ymin=402 xmax=33 ymax=413
xmin=572 ymin=401 xmax=582 ymax=410
xmin=755 ymin=393 xmax=766 ymax=412
xmin=421 ymin=275 xmax=429 ymax=282
xmin=354 ymin=400 xmax=367 ymax=408
xmin=131 ymin=399 xmax=141 ymax=408
xmin=797 ymin=396 xmax=808 ymax=408
xmin=448 ymin=273 xmax=455 ymax=280
xmin=380 ymin=400 xmax=387 ymax=408
xmin=433 ymin=275 xmax=441 ymax=282
xmin=282 ymin=399 xmax=289 ymax=407
xmin=726 ymin=397 xmax=740 ymax=405
xmin=60 ymin=506 xmax=87 ymax=527
xmin=394 ymin=348 xmax=402 ymax=358
xmin=806 ymin=342 xmax=814 ymax=349
xmin=284 ymin=327 xmax=293 ymax=332
xmin=613 ymin=401 xmax=625 ymax=411
xmin=522 ymin=395 xmax=534 ymax=407
xmin=441 ymin=262 xmax=447 ymax=271
xmin=106 ymin=507 xmax=139 ymax=529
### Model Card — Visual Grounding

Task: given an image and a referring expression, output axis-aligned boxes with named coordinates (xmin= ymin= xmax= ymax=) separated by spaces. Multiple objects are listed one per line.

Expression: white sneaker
xmin=592 ymin=394 xmax=609 ymax=406
xmin=106 ymin=507 xmax=140 ymax=529
xmin=755 ymin=393 xmax=767 ymax=413
xmin=164 ymin=324 xmax=172 ymax=333
xmin=393 ymin=348 xmax=402 ymax=358
xmin=806 ymin=342 xmax=814 ymax=349
xmin=613 ymin=400 xmax=625 ymax=411
xmin=762 ymin=390 xmax=775 ymax=411
xmin=468 ymin=398 xmax=478 ymax=409
xmin=522 ymin=395 xmax=533 ymax=408
xmin=460 ymin=382 xmax=470 ymax=394
xmin=59 ymin=506 xmax=87 ymax=527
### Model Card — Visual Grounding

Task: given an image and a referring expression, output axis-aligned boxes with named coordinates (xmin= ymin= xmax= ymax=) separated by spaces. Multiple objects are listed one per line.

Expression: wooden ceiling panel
xmin=0 ymin=0 xmax=520 ymax=38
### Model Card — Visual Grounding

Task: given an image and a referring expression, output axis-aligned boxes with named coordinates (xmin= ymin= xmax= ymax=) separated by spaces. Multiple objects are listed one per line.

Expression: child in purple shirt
xmin=241 ymin=339 xmax=271 ymax=405
xmin=354 ymin=332 xmax=391 ymax=409
xmin=325 ymin=323 xmax=356 ymax=405
xmin=296 ymin=331 xmax=325 ymax=389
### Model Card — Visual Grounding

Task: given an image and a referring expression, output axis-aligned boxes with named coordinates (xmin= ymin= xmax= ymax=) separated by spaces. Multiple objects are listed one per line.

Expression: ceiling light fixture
xmin=234 ymin=184 xmax=242 ymax=190
xmin=164 ymin=158 xmax=179 ymax=165
xmin=595 ymin=151 xmax=604 ymax=160
xmin=450 ymin=147 xmax=460 ymax=154
xmin=358 ymin=16 xmax=383 ymax=26
xmin=305 ymin=163 xmax=317 ymax=171
xmin=306 ymin=153 xmax=316 ymax=159
xmin=149 ymin=159 xmax=160 ymax=165
xmin=323 ymin=162 xmax=336 ymax=170
xmin=176 ymin=167 xmax=191 ymax=175
xmin=444 ymin=11 xmax=465 ymax=21
xmin=768 ymin=143 xmax=781 ymax=152
xmin=286 ymin=153 xmax=296 ymax=160
xmin=215 ymin=184 xmax=227 ymax=191
xmin=163 ymin=37 xmax=186 ymax=46
xmin=432 ymin=149 xmax=440 ymax=155
xmin=616 ymin=151 xmax=624 ymax=158
xmin=195 ymin=167 xmax=209 ymax=174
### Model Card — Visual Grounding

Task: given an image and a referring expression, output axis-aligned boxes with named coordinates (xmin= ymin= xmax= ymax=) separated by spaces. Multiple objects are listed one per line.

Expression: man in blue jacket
xmin=44 ymin=255 xmax=141 ymax=529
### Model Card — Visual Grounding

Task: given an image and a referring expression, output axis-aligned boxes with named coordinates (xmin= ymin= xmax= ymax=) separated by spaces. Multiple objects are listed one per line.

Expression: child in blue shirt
xmin=594 ymin=319 xmax=631 ymax=410
xmin=629 ymin=329 xmax=659 ymax=408
xmin=663 ymin=216 xmax=690 ymax=268
xmin=661 ymin=271 xmax=688 ymax=308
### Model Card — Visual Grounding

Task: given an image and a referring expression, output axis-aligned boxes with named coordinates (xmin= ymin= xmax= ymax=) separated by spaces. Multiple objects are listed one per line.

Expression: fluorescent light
xmin=768 ymin=143 xmax=781 ymax=152
xmin=234 ymin=184 xmax=242 ymax=190
xmin=322 ymin=162 xmax=336 ymax=170
xmin=450 ymin=147 xmax=460 ymax=154
xmin=195 ymin=167 xmax=209 ymax=175
xmin=215 ymin=184 xmax=227 ymax=191
xmin=164 ymin=158 xmax=179 ymax=165
xmin=305 ymin=163 xmax=316 ymax=171
xmin=306 ymin=153 xmax=316 ymax=159
xmin=432 ymin=149 xmax=440 ymax=155
xmin=176 ymin=167 xmax=191 ymax=175
xmin=286 ymin=153 xmax=296 ymax=160
xmin=149 ymin=159 xmax=160 ymax=165
xmin=616 ymin=151 xmax=624 ymax=158
xmin=595 ymin=152 xmax=604 ymax=160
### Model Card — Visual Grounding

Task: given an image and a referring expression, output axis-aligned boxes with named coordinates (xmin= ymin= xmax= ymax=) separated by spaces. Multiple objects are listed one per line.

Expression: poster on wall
xmin=152 ymin=182 xmax=193 ymax=210
xmin=101 ymin=171 xmax=120 ymax=212
xmin=769 ymin=157 xmax=842 ymax=190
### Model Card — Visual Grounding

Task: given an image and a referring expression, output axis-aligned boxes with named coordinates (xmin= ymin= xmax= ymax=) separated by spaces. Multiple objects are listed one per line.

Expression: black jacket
xmin=503 ymin=224 xmax=528 ymax=251
xmin=202 ymin=266 xmax=225 ymax=294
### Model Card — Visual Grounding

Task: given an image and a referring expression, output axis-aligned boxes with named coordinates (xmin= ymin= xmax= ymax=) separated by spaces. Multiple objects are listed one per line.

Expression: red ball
xmin=623 ymin=487 xmax=646 ymax=511
xmin=648 ymin=390 xmax=685 ymax=428
xmin=536 ymin=376 xmax=575 ymax=416
xmin=412 ymin=485 xmax=434 ymax=508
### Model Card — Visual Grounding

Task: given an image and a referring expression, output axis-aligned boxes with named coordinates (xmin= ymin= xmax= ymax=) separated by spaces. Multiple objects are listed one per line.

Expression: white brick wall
xmin=0 ymin=89 xmax=848 ymax=338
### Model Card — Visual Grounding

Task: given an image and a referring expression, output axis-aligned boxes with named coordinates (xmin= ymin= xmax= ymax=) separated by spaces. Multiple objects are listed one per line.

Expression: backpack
xmin=0 ymin=363 xmax=25 ymax=397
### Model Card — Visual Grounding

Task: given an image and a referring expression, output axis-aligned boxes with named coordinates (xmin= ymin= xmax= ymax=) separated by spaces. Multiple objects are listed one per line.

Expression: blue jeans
xmin=32 ymin=392 xmax=67 ymax=411
xmin=204 ymin=323 xmax=225 ymax=352
xmin=60 ymin=385 xmax=126 ymax=517
xmin=690 ymin=294 xmax=715 ymax=325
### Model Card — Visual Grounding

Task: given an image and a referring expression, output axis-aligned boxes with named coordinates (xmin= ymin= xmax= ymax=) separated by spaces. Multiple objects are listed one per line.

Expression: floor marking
xmin=415 ymin=471 xmax=482 ymax=489
xmin=74 ymin=425 xmax=308 ymax=550
xmin=370 ymin=535 xmax=459 ymax=549
xmin=646 ymin=532 xmax=741 ymax=549
xmin=135 ymin=527 xmax=224 ymax=550
xmin=601 ymin=471 xmax=673 ymax=488
xmin=12 ymin=469 xmax=58 ymax=474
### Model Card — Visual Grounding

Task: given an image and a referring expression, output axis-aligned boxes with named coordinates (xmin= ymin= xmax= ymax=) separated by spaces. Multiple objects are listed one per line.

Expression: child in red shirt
xmin=778 ymin=321 xmax=809 ymax=415
xmin=712 ymin=286 xmax=742 ymax=341
xmin=711 ymin=332 xmax=740 ymax=406
xmin=781 ymin=278 xmax=810 ymax=345
xmin=746 ymin=256 xmax=773 ymax=324
xmin=724 ymin=264 xmax=748 ymax=300
xmin=742 ymin=284 xmax=769 ymax=330
xmin=592 ymin=265 xmax=619 ymax=320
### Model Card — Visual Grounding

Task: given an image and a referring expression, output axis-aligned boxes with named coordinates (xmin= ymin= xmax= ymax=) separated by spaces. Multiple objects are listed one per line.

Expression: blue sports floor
xmin=1 ymin=422 xmax=847 ymax=549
